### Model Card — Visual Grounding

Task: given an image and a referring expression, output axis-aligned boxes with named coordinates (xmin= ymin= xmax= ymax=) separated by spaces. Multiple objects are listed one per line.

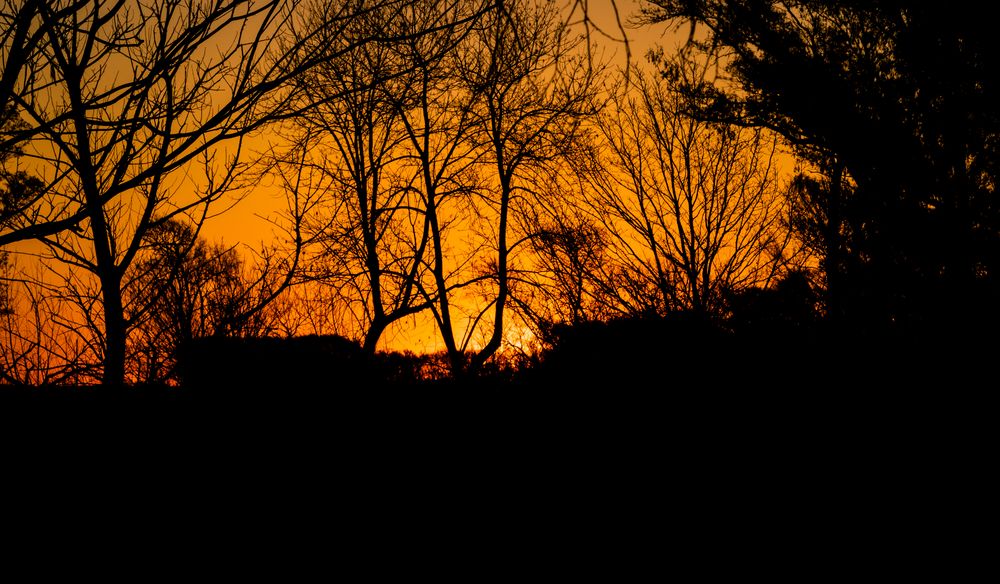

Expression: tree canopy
xmin=642 ymin=0 xmax=1000 ymax=336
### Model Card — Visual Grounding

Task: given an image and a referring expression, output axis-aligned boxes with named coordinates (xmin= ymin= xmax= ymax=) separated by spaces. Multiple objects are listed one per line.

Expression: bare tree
xmin=0 ymin=1 xmax=91 ymax=139
xmin=264 ymin=282 xmax=352 ymax=338
xmin=525 ymin=209 xmax=614 ymax=328
xmin=0 ymin=253 xmax=98 ymax=385
xmin=381 ymin=0 xmax=492 ymax=374
xmin=269 ymin=0 xmax=628 ymax=374
xmin=517 ymin=152 xmax=661 ymax=345
xmin=577 ymin=57 xmax=798 ymax=317
xmin=455 ymin=0 xmax=602 ymax=372
xmin=0 ymin=1 xmax=445 ymax=385
xmin=125 ymin=218 xmax=274 ymax=384
xmin=273 ymin=0 xmax=468 ymax=354
xmin=0 ymin=250 xmax=8 ymax=316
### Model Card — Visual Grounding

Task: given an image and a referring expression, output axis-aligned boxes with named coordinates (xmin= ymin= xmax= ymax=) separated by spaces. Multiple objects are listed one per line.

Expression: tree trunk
xmin=101 ymin=275 xmax=127 ymax=386
xmin=471 ymin=167 xmax=510 ymax=373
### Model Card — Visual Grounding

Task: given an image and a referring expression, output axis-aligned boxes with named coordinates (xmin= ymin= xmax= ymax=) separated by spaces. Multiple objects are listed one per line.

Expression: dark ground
xmin=2 ymin=315 xmax=990 ymax=489
xmin=1 ymin=343 xmax=987 ymax=575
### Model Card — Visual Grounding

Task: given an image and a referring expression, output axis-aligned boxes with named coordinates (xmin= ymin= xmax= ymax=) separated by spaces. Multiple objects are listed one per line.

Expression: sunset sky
xmin=4 ymin=0 xmax=993 ymax=408
xmin=2 ymin=0 xmax=799 ymax=384
xmin=189 ymin=1 xmax=682 ymax=353
xmin=203 ymin=1 xmax=667 ymax=246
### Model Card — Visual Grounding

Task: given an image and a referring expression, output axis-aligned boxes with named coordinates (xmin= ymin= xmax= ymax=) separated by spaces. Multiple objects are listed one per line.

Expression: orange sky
xmin=185 ymin=2 xmax=699 ymax=354
xmin=202 ymin=1 xmax=669 ymax=246
xmin=3 ymin=1 xmax=707 ymax=359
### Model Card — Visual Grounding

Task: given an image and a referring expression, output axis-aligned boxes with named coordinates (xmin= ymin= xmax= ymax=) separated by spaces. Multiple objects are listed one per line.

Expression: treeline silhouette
xmin=1 ymin=1 xmax=997 ymax=412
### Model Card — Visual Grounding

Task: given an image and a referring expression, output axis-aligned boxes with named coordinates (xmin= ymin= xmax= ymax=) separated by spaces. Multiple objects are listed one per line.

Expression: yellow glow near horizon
xmin=190 ymin=1 xmax=677 ymax=355
xmin=3 ymin=0 xmax=801 ymax=376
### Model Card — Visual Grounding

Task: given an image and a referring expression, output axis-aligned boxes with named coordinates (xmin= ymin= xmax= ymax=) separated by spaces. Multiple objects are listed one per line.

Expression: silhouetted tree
xmin=125 ymin=219 xmax=275 ymax=384
xmin=0 ymin=255 xmax=97 ymax=385
xmin=0 ymin=104 xmax=41 ymax=229
xmin=0 ymin=250 xmax=8 ymax=317
xmin=726 ymin=268 xmax=819 ymax=337
xmin=785 ymin=160 xmax=849 ymax=322
xmin=0 ymin=250 xmax=17 ymax=384
xmin=1 ymin=102 xmax=27 ymax=316
xmin=0 ymin=1 xmax=300 ymax=384
xmin=526 ymin=211 xmax=614 ymax=330
xmin=264 ymin=282 xmax=353 ymax=339
xmin=641 ymin=1 xmax=1000 ymax=336
xmin=460 ymin=0 xmax=602 ymax=373
xmin=525 ymin=310 xmax=732 ymax=389
xmin=0 ymin=1 xmax=466 ymax=385
xmin=274 ymin=0 xmax=472 ymax=354
xmin=1 ymin=2 xmax=90 ymax=162
xmin=385 ymin=0 xmax=490 ymax=375
xmin=577 ymin=58 xmax=797 ymax=318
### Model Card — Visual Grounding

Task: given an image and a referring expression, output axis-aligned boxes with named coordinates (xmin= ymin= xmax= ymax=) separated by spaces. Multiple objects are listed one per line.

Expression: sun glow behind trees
xmin=1 ymin=0 xmax=805 ymax=385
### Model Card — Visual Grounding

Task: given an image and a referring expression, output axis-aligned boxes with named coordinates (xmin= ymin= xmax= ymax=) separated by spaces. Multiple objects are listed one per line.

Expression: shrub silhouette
xmin=526 ymin=313 xmax=734 ymax=389
xmin=180 ymin=335 xmax=372 ymax=392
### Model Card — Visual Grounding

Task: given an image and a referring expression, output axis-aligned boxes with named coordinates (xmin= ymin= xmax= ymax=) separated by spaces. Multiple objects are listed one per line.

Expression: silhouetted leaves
xmin=0 ymin=105 xmax=40 ymax=228
xmin=644 ymin=1 xmax=1000 ymax=338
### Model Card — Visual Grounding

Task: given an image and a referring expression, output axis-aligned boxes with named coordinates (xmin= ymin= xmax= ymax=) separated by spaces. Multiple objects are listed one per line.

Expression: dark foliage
xmin=178 ymin=334 xmax=430 ymax=393
xmin=644 ymin=1 xmax=1000 ymax=340
xmin=0 ymin=105 xmax=42 ymax=227
xmin=523 ymin=312 xmax=734 ymax=388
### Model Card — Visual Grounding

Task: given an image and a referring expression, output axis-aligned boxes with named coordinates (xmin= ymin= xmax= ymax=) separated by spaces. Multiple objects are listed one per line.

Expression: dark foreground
xmin=1 ymin=343 xmax=988 ymax=576
xmin=2 ymin=316 xmax=991 ymax=491
xmin=1 ymin=348 xmax=988 ymax=453
xmin=2 ymin=318 xmax=992 ymax=438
